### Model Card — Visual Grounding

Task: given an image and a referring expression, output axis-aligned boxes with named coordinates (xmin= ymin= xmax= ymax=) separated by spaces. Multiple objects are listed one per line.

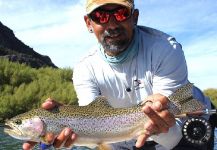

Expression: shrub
xmin=0 ymin=59 xmax=77 ymax=122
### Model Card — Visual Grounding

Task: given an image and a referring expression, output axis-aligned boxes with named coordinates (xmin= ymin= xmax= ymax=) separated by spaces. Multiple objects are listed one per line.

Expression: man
xmin=23 ymin=0 xmax=213 ymax=150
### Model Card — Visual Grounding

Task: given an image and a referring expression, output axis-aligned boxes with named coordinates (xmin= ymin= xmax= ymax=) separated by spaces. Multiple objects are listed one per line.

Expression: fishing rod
xmin=175 ymin=109 xmax=217 ymax=118
xmin=175 ymin=109 xmax=216 ymax=145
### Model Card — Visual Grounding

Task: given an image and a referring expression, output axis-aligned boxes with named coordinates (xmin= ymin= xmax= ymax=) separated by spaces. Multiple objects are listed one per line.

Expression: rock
xmin=0 ymin=21 xmax=57 ymax=68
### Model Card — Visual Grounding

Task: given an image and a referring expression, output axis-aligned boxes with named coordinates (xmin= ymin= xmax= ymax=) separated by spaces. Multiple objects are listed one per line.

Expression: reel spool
xmin=182 ymin=117 xmax=212 ymax=145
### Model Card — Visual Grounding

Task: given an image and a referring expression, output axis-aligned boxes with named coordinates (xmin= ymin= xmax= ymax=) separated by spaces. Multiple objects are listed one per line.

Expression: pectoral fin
xmin=40 ymin=132 xmax=55 ymax=145
xmin=97 ymin=143 xmax=112 ymax=150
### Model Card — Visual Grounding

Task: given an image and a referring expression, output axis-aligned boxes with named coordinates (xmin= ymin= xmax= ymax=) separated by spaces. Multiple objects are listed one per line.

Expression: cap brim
xmin=86 ymin=1 xmax=133 ymax=14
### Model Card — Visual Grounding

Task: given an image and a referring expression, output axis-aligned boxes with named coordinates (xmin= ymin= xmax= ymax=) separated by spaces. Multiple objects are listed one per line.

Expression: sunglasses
xmin=88 ymin=7 xmax=133 ymax=24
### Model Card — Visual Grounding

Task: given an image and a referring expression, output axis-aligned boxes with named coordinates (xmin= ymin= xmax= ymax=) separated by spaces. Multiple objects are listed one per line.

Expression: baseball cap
xmin=86 ymin=0 xmax=134 ymax=14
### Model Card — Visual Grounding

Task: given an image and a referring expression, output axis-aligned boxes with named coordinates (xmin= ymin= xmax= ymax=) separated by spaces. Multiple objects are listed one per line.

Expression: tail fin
xmin=168 ymin=83 xmax=204 ymax=115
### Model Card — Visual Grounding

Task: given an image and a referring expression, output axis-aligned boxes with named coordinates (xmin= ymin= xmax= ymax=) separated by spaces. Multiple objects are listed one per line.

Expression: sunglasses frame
xmin=88 ymin=7 xmax=134 ymax=24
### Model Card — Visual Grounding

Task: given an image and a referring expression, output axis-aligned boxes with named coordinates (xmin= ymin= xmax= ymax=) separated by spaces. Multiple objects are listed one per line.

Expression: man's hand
xmin=136 ymin=94 xmax=176 ymax=148
xmin=22 ymin=98 xmax=77 ymax=150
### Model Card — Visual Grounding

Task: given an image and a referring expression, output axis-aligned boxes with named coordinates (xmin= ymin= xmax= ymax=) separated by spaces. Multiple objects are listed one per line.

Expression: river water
xmin=0 ymin=126 xmax=90 ymax=150
xmin=0 ymin=127 xmax=216 ymax=150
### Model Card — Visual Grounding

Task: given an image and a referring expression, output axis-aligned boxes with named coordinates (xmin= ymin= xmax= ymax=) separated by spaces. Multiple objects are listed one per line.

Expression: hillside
xmin=0 ymin=21 xmax=57 ymax=68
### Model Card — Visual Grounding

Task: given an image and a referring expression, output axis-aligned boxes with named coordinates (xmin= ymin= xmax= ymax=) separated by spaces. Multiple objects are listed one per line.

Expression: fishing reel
xmin=182 ymin=117 xmax=212 ymax=145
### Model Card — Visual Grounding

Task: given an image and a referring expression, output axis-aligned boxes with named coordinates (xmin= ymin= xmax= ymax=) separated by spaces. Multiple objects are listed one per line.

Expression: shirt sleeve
xmin=73 ymin=62 xmax=100 ymax=106
xmin=152 ymin=37 xmax=189 ymax=96
xmin=150 ymin=122 xmax=182 ymax=149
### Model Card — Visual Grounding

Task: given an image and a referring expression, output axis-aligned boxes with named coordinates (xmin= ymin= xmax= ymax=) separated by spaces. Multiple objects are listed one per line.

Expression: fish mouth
xmin=3 ymin=123 xmax=22 ymax=137
xmin=4 ymin=124 xmax=13 ymax=130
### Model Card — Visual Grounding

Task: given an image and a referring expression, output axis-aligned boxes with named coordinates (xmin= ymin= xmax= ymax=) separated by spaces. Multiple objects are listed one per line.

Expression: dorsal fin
xmin=88 ymin=96 xmax=112 ymax=108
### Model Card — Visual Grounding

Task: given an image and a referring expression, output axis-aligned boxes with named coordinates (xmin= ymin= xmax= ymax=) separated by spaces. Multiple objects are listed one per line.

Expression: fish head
xmin=4 ymin=115 xmax=45 ymax=142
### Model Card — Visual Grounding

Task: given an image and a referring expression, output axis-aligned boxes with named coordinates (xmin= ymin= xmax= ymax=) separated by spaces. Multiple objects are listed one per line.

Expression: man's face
xmin=85 ymin=4 xmax=139 ymax=56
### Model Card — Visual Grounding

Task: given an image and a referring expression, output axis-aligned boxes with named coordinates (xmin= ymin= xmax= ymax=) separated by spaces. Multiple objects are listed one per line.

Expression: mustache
xmin=102 ymin=28 xmax=125 ymax=38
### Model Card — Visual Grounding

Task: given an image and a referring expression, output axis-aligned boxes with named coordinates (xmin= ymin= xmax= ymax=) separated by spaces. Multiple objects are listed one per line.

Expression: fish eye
xmin=14 ymin=119 xmax=22 ymax=125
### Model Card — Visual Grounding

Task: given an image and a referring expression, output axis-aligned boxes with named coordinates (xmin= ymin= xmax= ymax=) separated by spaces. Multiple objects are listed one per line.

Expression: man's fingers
xmin=143 ymin=94 xmax=168 ymax=111
xmin=152 ymin=101 xmax=163 ymax=111
xmin=136 ymin=133 xmax=150 ymax=148
xmin=23 ymin=141 xmax=37 ymax=150
xmin=157 ymin=109 xmax=176 ymax=127
xmin=142 ymin=105 xmax=169 ymax=133
xmin=64 ymin=133 xmax=77 ymax=148
xmin=150 ymin=101 xmax=175 ymax=127
xmin=144 ymin=121 xmax=158 ymax=134
xmin=137 ymin=93 xmax=176 ymax=148
xmin=143 ymin=94 xmax=175 ymax=128
xmin=44 ymin=132 xmax=55 ymax=144
xmin=53 ymin=128 xmax=73 ymax=148
xmin=41 ymin=98 xmax=62 ymax=110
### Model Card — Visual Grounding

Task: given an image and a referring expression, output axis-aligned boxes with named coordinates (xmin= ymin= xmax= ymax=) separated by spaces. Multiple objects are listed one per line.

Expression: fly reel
xmin=182 ymin=117 xmax=212 ymax=145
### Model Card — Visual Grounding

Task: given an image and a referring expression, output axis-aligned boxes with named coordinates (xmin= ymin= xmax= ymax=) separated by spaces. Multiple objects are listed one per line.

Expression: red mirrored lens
xmin=93 ymin=11 xmax=110 ymax=24
xmin=114 ymin=8 xmax=130 ymax=22
xmin=89 ymin=7 xmax=131 ymax=24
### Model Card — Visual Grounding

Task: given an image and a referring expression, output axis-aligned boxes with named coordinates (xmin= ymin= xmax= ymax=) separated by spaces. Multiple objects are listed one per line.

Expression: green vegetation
xmin=204 ymin=89 xmax=217 ymax=108
xmin=0 ymin=59 xmax=77 ymax=123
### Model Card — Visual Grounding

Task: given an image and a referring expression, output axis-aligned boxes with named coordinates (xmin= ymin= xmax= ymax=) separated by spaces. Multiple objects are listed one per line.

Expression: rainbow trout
xmin=4 ymin=83 xmax=204 ymax=148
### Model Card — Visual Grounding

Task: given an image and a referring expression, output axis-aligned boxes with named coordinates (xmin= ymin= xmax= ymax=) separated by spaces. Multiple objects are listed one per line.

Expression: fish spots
xmin=168 ymin=83 xmax=204 ymax=114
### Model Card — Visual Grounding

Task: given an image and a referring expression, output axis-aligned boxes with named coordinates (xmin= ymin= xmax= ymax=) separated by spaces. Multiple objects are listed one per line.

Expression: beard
xmin=100 ymin=27 xmax=130 ymax=55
